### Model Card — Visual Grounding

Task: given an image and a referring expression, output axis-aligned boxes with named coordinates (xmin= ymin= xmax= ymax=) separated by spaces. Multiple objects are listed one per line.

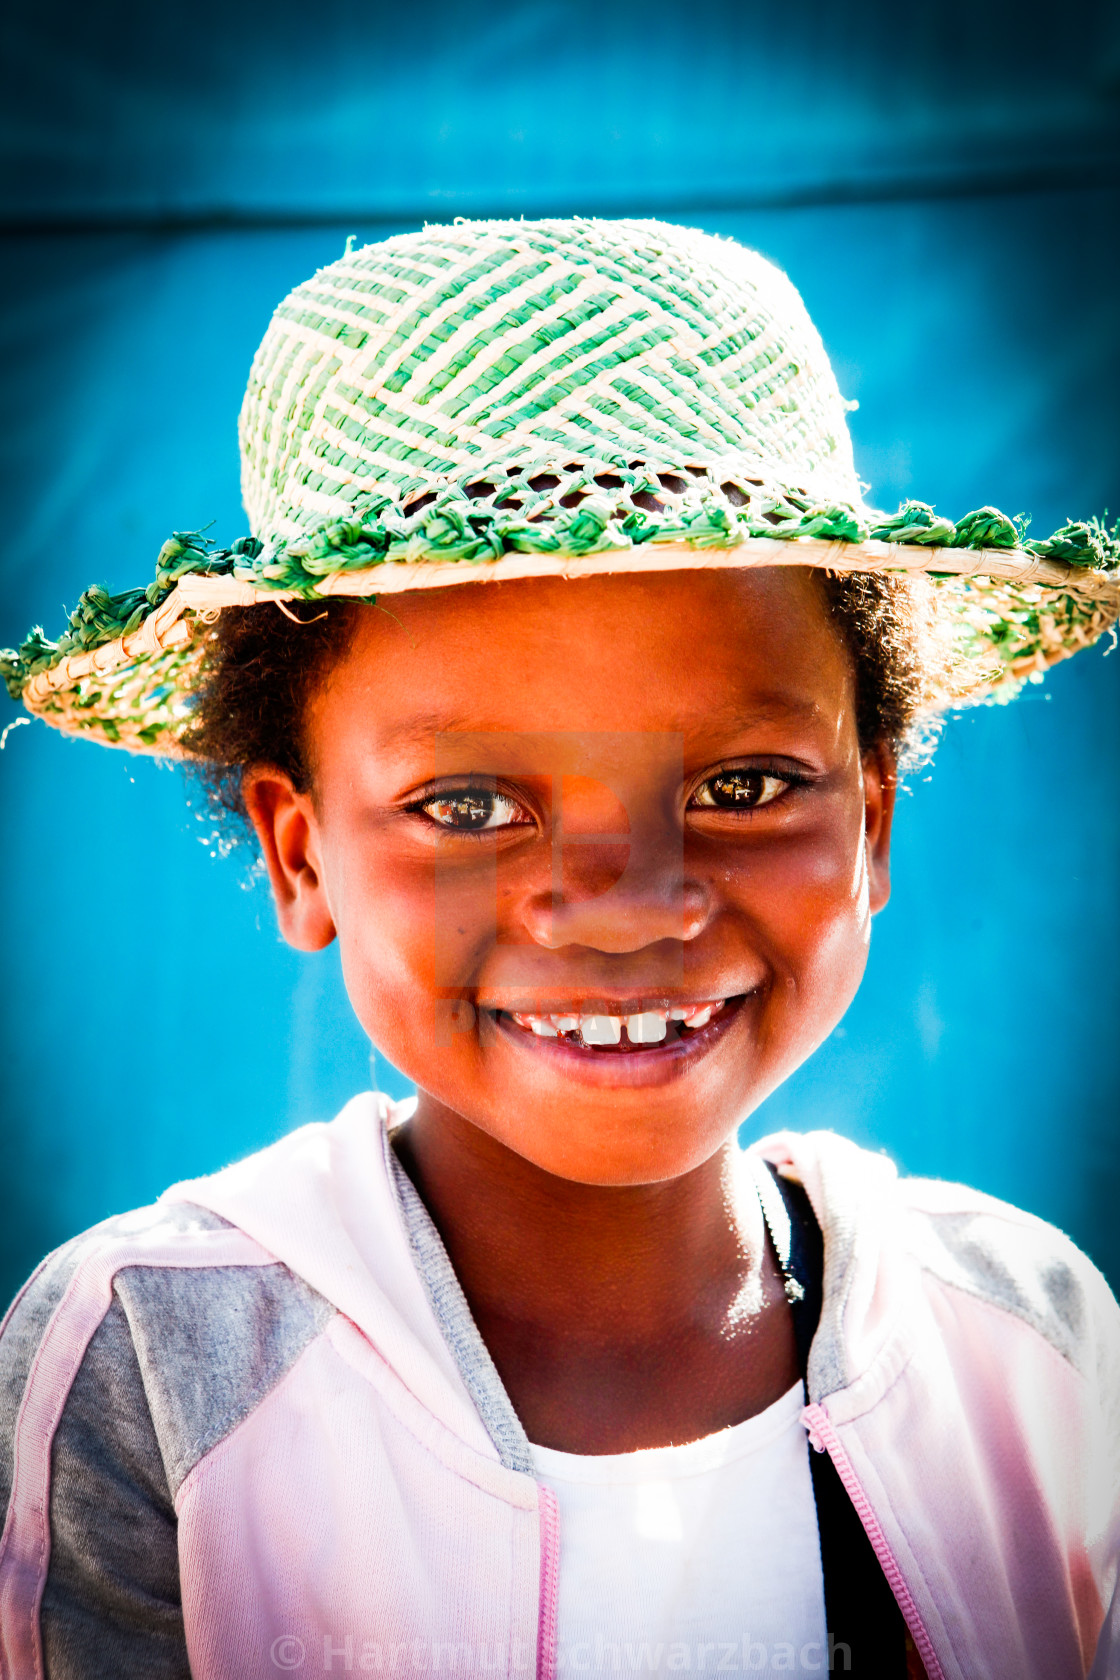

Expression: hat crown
xmin=239 ymin=217 xmax=861 ymax=542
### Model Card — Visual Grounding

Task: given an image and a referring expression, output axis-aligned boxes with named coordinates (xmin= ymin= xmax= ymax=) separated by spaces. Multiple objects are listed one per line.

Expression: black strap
xmin=759 ymin=1163 xmax=909 ymax=1678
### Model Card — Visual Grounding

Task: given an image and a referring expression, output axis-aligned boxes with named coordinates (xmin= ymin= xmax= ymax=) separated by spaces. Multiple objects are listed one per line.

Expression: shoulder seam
xmin=922 ymin=1265 xmax=1090 ymax=1376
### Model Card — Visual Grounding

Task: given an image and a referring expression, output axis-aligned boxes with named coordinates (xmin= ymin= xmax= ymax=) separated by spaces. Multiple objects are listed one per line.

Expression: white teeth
xmin=667 ymin=1000 xmax=723 ymax=1025
xmin=682 ymin=1004 xmax=714 ymax=1029
xmin=625 ymin=1012 xmax=668 ymax=1044
xmin=579 ymin=1014 xmax=622 ymax=1045
xmin=514 ymin=1002 xmax=724 ymax=1046
xmin=511 ymin=1012 xmax=559 ymax=1037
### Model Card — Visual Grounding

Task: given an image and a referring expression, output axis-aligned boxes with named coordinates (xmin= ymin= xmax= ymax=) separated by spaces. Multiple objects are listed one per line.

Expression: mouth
xmin=480 ymin=995 xmax=751 ymax=1081
xmin=506 ymin=998 xmax=732 ymax=1050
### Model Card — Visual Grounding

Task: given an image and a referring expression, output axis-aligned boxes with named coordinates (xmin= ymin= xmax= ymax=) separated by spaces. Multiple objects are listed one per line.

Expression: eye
xmin=690 ymin=770 xmax=791 ymax=811
xmin=420 ymin=787 xmax=532 ymax=831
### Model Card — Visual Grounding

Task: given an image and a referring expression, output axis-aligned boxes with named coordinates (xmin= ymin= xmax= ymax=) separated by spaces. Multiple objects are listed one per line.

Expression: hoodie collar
xmin=163 ymin=1098 xmax=909 ymax=1453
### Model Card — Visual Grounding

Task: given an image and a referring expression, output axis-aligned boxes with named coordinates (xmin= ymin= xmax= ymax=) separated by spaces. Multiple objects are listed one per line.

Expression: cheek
xmin=324 ymin=838 xmax=500 ymax=1045
xmin=738 ymin=804 xmax=871 ymax=1007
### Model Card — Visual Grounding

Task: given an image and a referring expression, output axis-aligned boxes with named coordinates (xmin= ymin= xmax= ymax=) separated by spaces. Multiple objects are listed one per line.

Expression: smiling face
xmin=245 ymin=566 xmax=894 ymax=1187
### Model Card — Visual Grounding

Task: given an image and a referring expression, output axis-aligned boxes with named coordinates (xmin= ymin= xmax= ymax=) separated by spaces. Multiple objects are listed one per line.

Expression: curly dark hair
xmin=181 ymin=571 xmax=950 ymax=838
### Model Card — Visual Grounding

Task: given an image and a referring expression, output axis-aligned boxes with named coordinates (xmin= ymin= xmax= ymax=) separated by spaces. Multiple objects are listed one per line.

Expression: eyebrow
xmin=693 ymin=694 xmax=826 ymax=730
xmin=374 ymin=694 xmax=827 ymax=752
xmin=374 ymin=714 xmax=526 ymax=751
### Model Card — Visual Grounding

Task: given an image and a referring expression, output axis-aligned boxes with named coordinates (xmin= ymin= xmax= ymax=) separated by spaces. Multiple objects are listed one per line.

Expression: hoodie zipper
xmin=536 ymin=1484 xmax=560 ymax=1680
xmin=802 ymin=1402 xmax=945 ymax=1680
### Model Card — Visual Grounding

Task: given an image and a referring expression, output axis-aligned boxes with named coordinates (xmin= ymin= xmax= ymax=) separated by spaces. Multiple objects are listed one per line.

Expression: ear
xmin=242 ymin=768 xmax=337 ymax=951
xmin=861 ymin=743 xmax=897 ymax=915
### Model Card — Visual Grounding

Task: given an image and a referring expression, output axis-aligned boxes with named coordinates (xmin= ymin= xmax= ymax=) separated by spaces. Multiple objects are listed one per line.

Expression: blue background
xmin=1 ymin=0 xmax=1118 ymax=1306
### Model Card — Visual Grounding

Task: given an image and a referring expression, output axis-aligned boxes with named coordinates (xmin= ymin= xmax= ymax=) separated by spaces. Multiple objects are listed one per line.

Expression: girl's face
xmin=246 ymin=567 xmax=894 ymax=1186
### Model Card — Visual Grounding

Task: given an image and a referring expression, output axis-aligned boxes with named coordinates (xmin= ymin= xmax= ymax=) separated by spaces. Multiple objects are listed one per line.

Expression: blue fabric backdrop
xmin=1 ymin=0 xmax=1118 ymax=1306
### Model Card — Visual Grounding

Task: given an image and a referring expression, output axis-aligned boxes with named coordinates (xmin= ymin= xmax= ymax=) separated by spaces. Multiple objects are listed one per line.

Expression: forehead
xmin=313 ymin=566 xmax=854 ymax=749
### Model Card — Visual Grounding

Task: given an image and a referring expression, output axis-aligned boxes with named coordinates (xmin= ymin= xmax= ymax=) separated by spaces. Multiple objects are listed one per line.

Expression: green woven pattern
xmin=16 ymin=642 xmax=200 ymax=748
xmin=3 ymin=218 xmax=1118 ymax=752
xmin=240 ymin=218 xmax=862 ymax=542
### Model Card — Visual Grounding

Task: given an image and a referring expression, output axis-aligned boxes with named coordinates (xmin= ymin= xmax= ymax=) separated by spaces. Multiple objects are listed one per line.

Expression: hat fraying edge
xmin=4 ymin=466 xmax=1117 ymax=754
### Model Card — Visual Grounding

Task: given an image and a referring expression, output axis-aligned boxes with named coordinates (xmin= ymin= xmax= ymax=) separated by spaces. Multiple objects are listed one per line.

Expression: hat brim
xmin=14 ymin=535 xmax=1119 ymax=754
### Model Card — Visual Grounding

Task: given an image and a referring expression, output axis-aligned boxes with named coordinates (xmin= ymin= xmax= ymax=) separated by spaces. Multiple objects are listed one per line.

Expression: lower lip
xmin=491 ymin=997 xmax=750 ymax=1087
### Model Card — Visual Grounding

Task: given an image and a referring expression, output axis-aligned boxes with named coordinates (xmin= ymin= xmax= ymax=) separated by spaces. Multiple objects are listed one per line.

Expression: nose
xmin=521 ymin=835 xmax=711 ymax=953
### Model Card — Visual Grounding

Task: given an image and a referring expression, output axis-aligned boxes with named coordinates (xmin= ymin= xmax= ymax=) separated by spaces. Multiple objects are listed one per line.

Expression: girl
xmin=2 ymin=218 xmax=1118 ymax=1680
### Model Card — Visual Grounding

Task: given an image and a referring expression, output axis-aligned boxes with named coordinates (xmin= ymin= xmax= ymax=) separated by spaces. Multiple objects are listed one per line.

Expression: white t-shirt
xmin=530 ymin=1381 xmax=826 ymax=1678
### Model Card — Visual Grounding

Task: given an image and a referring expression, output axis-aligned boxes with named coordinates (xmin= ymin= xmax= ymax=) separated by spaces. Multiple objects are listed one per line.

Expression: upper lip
xmin=477 ymin=993 xmax=742 ymax=1015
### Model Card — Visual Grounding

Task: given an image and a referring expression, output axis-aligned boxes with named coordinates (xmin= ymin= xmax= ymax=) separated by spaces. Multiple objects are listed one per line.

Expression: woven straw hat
xmin=4 ymin=217 xmax=1118 ymax=751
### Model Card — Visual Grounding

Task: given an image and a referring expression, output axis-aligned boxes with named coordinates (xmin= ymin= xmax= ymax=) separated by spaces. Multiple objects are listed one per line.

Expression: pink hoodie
xmin=1 ymin=1094 xmax=1117 ymax=1679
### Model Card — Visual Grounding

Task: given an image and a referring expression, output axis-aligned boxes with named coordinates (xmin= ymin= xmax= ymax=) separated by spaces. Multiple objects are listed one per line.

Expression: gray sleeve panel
xmin=115 ymin=1260 xmax=335 ymax=1497
xmin=0 ymin=1203 xmax=233 ymax=1528
xmin=3 ymin=1200 xmax=334 ymax=1678
xmin=42 ymin=1295 xmax=190 ymax=1680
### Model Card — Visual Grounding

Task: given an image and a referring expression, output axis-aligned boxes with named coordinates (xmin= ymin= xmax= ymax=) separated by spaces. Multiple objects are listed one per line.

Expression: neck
xmin=394 ymin=1096 xmax=797 ymax=1452
xmin=396 ymin=1095 xmax=764 ymax=1347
